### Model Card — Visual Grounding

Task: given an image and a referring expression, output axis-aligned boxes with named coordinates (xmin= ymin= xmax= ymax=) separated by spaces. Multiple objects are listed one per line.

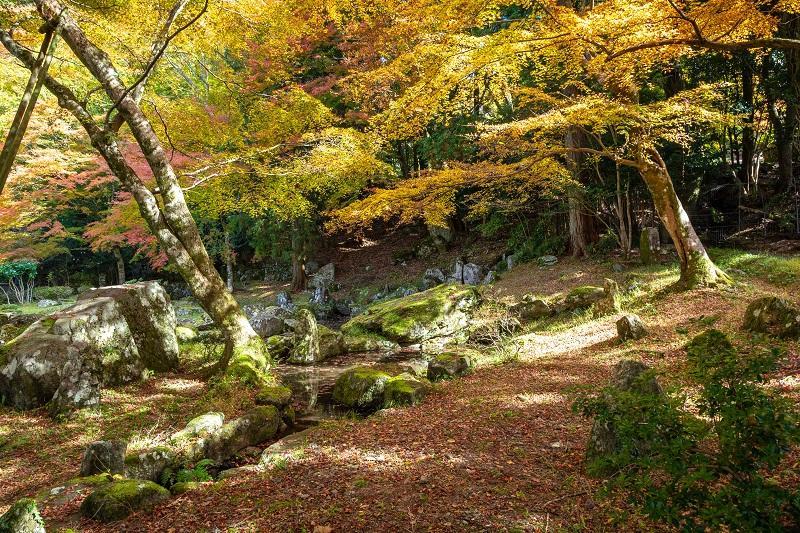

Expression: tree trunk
xmin=740 ymin=53 xmax=757 ymax=191
xmin=12 ymin=1 xmax=268 ymax=384
xmin=291 ymin=221 xmax=307 ymax=292
xmin=224 ymin=228 xmax=235 ymax=293
xmin=637 ymin=147 xmax=728 ymax=288
xmin=113 ymin=247 xmax=126 ymax=284
xmin=565 ymin=126 xmax=593 ymax=257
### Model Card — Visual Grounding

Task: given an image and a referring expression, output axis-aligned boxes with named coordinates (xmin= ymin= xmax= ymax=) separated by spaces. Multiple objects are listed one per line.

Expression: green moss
xmin=224 ymin=339 xmax=272 ymax=387
xmin=255 ymin=385 xmax=292 ymax=408
xmin=67 ymin=473 xmax=119 ymax=486
xmin=170 ymin=481 xmax=205 ymax=495
xmin=332 ymin=367 xmax=392 ymax=410
xmin=341 ymin=284 xmax=479 ymax=343
xmin=41 ymin=317 xmax=56 ymax=333
xmin=383 ymin=373 xmax=431 ymax=408
xmin=0 ymin=498 xmax=44 ymax=532
xmin=80 ymin=480 xmax=170 ymax=523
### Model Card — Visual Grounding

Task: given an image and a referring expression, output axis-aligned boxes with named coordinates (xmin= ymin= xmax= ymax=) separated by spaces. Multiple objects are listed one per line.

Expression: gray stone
xmin=37 ymin=299 xmax=58 ymax=308
xmin=80 ymin=480 xmax=169 ymax=523
xmin=288 ymin=309 xmax=320 ymax=364
xmin=304 ymin=260 xmax=320 ymax=276
xmin=249 ymin=306 xmax=291 ymax=339
xmin=80 ymin=440 xmax=127 ymax=476
xmin=743 ymin=296 xmax=800 ymax=338
xmin=318 ymin=325 xmax=344 ymax=360
xmin=538 ymin=255 xmax=558 ymax=266
xmin=427 ymin=351 xmax=475 ymax=381
xmin=124 ymin=448 xmax=174 ymax=482
xmin=482 ymin=271 xmax=496 ymax=285
xmin=0 ymin=299 xmax=145 ymax=412
xmin=341 ymin=284 xmax=480 ymax=344
xmin=506 ymin=254 xmax=517 ymax=271
xmin=309 ymin=263 xmax=335 ymax=290
xmin=422 ymin=268 xmax=446 ymax=289
xmin=203 ymin=406 xmax=280 ymax=463
xmin=428 ymin=224 xmax=453 ymax=244
xmin=48 ymin=352 xmax=102 ymax=417
xmin=77 ymin=282 xmax=179 ymax=372
xmin=276 ymin=291 xmax=294 ymax=311
xmin=616 ymin=315 xmax=647 ymax=341
xmin=217 ymin=465 xmax=260 ymax=481
xmin=450 ymin=260 xmax=484 ymax=285
xmin=170 ymin=412 xmax=225 ymax=444
xmin=512 ymin=296 xmax=551 ymax=321
xmin=0 ymin=499 xmax=45 ymax=533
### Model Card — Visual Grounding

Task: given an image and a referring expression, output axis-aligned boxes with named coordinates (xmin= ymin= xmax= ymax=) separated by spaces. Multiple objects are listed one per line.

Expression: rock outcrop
xmin=332 ymin=367 xmax=392 ymax=411
xmin=341 ymin=284 xmax=480 ymax=345
xmin=0 ymin=282 xmax=178 ymax=414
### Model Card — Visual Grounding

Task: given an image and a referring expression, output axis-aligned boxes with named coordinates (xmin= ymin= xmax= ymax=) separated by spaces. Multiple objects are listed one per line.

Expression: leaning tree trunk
xmin=113 ymin=247 xmax=126 ymax=284
xmin=637 ymin=146 xmax=728 ymax=288
xmin=15 ymin=0 xmax=268 ymax=385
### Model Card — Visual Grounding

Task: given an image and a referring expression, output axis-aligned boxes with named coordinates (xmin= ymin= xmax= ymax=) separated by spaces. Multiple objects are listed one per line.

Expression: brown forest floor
xmin=2 ymin=253 xmax=800 ymax=532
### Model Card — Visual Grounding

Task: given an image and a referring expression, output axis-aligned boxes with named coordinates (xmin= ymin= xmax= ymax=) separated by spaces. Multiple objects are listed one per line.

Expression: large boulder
xmin=78 ymin=282 xmax=179 ymax=372
xmin=341 ymin=284 xmax=480 ymax=344
xmin=309 ymin=263 xmax=335 ymax=291
xmin=332 ymin=367 xmax=392 ymax=411
xmin=124 ymin=447 xmax=175 ymax=482
xmin=743 ymin=296 xmax=800 ymax=338
xmin=449 ymin=260 xmax=484 ymax=285
xmin=288 ymin=309 xmax=320 ymax=364
xmin=80 ymin=479 xmax=169 ymax=523
xmin=0 ymin=498 xmax=45 ymax=533
xmin=0 ymin=298 xmax=145 ymax=411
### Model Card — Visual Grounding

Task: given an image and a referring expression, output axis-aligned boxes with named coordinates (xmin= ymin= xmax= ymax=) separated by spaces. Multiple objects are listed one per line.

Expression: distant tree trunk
xmin=636 ymin=146 xmax=728 ymax=288
xmin=3 ymin=2 xmax=267 ymax=384
xmin=113 ymin=247 xmax=126 ymax=284
xmin=290 ymin=221 xmax=307 ymax=292
xmin=740 ymin=53 xmax=757 ymax=191
xmin=224 ymin=229 xmax=234 ymax=293
xmin=565 ymin=123 xmax=592 ymax=257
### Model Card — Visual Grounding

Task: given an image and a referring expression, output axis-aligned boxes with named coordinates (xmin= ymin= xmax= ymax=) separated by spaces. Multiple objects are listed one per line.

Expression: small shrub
xmin=33 ymin=285 xmax=74 ymax=301
xmin=574 ymin=329 xmax=800 ymax=532
xmin=162 ymin=459 xmax=215 ymax=486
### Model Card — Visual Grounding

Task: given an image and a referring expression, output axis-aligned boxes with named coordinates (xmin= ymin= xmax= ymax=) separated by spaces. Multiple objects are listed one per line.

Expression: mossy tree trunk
xmin=636 ymin=146 xmax=728 ymax=288
xmin=4 ymin=1 xmax=268 ymax=384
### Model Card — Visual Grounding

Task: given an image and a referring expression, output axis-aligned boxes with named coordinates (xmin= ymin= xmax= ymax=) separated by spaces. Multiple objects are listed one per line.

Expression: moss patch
xmin=332 ymin=367 xmax=392 ymax=410
xmin=341 ymin=284 xmax=479 ymax=343
xmin=80 ymin=479 xmax=170 ymax=523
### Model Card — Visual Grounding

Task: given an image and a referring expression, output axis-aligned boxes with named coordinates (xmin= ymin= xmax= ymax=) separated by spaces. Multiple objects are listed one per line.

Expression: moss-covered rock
xmin=0 ymin=498 xmax=45 ymax=533
xmin=743 ymin=296 xmax=800 ymax=338
xmin=288 ymin=309 xmax=319 ymax=365
xmin=342 ymin=332 xmax=400 ymax=353
xmin=255 ymin=385 xmax=292 ymax=408
xmin=80 ymin=479 xmax=169 ymax=523
xmin=169 ymin=412 xmax=225 ymax=448
xmin=427 ymin=351 xmax=475 ymax=381
xmin=332 ymin=367 xmax=392 ymax=411
xmin=203 ymin=406 xmax=280 ymax=462
xmin=318 ymin=325 xmax=344 ymax=360
xmin=383 ymin=373 xmax=431 ymax=407
xmin=340 ymin=284 xmax=480 ymax=344
xmin=170 ymin=481 xmax=206 ymax=495
xmin=265 ymin=334 xmax=293 ymax=360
